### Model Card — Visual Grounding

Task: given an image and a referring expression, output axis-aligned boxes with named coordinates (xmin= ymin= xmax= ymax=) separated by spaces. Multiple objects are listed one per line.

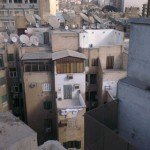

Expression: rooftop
xmin=57 ymin=94 xmax=86 ymax=109
xmin=52 ymin=49 xmax=87 ymax=60
xmin=119 ymin=77 xmax=150 ymax=90
xmin=0 ymin=112 xmax=37 ymax=149
xmin=22 ymin=52 xmax=52 ymax=60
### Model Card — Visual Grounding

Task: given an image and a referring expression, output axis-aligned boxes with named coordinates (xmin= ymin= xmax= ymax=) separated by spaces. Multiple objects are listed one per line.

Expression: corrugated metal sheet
xmin=21 ymin=52 xmax=52 ymax=60
xmin=52 ymin=49 xmax=87 ymax=60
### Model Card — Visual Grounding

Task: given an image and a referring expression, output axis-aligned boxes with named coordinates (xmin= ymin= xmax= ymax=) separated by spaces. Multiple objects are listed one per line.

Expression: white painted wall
xmin=55 ymin=73 xmax=86 ymax=100
xmin=79 ymin=29 xmax=124 ymax=48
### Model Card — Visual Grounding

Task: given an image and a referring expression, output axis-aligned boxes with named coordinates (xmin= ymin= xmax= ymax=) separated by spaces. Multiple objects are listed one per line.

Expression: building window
xmin=85 ymin=59 xmax=89 ymax=67
xmin=44 ymin=119 xmax=52 ymax=133
xmin=42 ymin=83 xmax=51 ymax=91
xmin=1 ymin=95 xmax=7 ymax=104
xmin=63 ymin=141 xmax=81 ymax=149
xmin=7 ymin=54 xmax=14 ymax=61
xmin=106 ymin=56 xmax=114 ymax=69
xmin=9 ymin=68 xmax=17 ymax=78
xmin=30 ymin=0 xmax=37 ymax=3
xmin=0 ymin=77 xmax=6 ymax=86
xmin=14 ymin=0 xmax=22 ymax=3
xmin=90 ymin=74 xmax=97 ymax=84
xmin=24 ymin=62 xmax=51 ymax=72
xmin=86 ymin=92 xmax=89 ymax=101
xmin=56 ymin=57 xmax=84 ymax=74
xmin=91 ymin=58 xmax=98 ymax=66
xmin=2 ymin=0 xmax=7 ymax=3
xmin=67 ymin=118 xmax=78 ymax=128
xmin=0 ymin=56 xmax=4 ymax=67
xmin=11 ymin=84 xmax=19 ymax=93
xmin=9 ymin=0 xmax=12 ymax=3
xmin=43 ymin=101 xmax=52 ymax=110
xmin=63 ymin=85 xmax=72 ymax=99
xmin=90 ymin=91 xmax=98 ymax=109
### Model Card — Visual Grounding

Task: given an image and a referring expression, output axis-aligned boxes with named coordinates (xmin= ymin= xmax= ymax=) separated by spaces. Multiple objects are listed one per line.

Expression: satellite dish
xmin=34 ymin=14 xmax=41 ymax=20
xmin=80 ymin=13 xmax=89 ymax=22
xmin=2 ymin=32 xmax=9 ymax=41
xmin=62 ymin=13 xmax=71 ymax=22
xmin=45 ymin=16 xmax=60 ymax=29
xmin=65 ymin=26 xmax=69 ymax=30
xmin=25 ymin=14 xmax=36 ymax=24
xmin=30 ymin=35 xmax=39 ymax=46
xmin=10 ymin=33 xmax=19 ymax=43
xmin=93 ymin=15 xmax=103 ymax=24
xmin=89 ymin=16 xmax=95 ymax=24
xmin=20 ymin=34 xmax=30 ymax=44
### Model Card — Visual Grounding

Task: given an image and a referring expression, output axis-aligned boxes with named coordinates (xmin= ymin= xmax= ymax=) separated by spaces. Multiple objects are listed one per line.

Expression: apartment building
xmin=79 ymin=29 xmax=127 ymax=110
xmin=53 ymin=50 xmax=86 ymax=150
xmin=6 ymin=43 xmax=23 ymax=117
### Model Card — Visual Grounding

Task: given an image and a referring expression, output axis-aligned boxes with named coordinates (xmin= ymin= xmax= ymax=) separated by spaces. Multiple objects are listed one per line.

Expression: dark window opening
xmin=0 ymin=56 xmax=4 ymax=67
xmin=24 ymin=62 xmax=51 ymax=72
xmin=30 ymin=0 xmax=37 ymax=3
xmin=90 ymin=74 xmax=97 ymax=84
xmin=106 ymin=56 xmax=114 ymax=69
xmin=14 ymin=0 xmax=22 ymax=3
xmin=0 ymin=77 xmax=6 ymax=86
xmin=43 ymin=101 xmax=52 ymax=110
xmin=7 ymin=54 xmax=14 ymax=61
xmin=91 ymin=58 xmax=98 ymax=66
xmin=63 ymin=141 xmax=81 ymax=149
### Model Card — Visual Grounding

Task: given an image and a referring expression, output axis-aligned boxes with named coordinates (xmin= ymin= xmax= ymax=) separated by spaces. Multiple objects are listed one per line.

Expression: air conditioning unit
xmin=29 ymin=82 xmax=37 ymax=88
xmin=67 ymin=74 xmax=73 ymax=79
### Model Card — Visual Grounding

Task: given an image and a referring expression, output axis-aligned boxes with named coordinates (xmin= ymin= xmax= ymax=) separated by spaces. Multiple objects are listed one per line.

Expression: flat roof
xmin=119 ymin=77 xmax=150 ymax=90
xmin=52 ymin=49 xmax=87 ymax=60
xmin=22 ymin=52 xmax=52 ymax=60
xmin=0 ymin=112 xmax=36 ymax=149
xmin=130 ymin=18 xmax=150 ymax=25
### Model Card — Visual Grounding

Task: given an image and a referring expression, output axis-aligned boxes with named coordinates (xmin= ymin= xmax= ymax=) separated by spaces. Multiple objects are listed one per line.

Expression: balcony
xmin=56 ymin=93 xmax=86 ymax=110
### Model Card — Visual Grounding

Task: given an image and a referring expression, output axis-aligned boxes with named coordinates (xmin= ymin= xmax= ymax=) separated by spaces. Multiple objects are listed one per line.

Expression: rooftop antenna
xmin=25 ymin=14 xmax=36 ymax=26
xmin=47 ymin=16 xmax=60 ymax=29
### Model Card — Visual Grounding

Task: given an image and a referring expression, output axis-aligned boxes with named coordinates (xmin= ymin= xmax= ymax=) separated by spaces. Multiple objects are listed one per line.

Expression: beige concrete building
xmin=21 ymin=50 xmax=58 ymax=144
xmin=39 ymin=0 xmax=59 ymax=20
xmin=51 ymin=30 xmax=79 ymax=52
xmin=0 ymin=111 xmax=38 ymax=150
xmin=79 ymin=29 xmax=127 ymax=110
